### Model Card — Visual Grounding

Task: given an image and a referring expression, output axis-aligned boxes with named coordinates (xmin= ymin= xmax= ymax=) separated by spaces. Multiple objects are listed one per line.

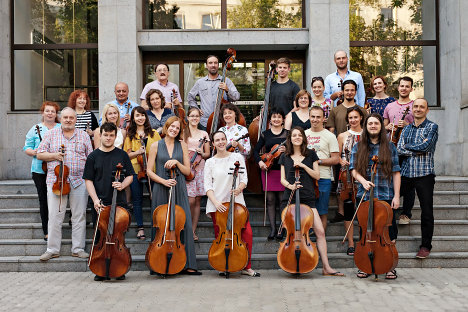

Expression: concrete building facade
xmin=1 ymin=0 xmax=467 ymax=179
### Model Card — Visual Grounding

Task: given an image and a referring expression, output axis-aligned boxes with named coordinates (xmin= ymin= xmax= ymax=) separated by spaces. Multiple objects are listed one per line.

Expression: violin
xmin=354 ymin=155 xmax=398 ymax=279
xmin=364 ymin=101 xmax=372 ymax=114
xmin=339 ymin=143 xmax=357 ymax=203
xmin=248 ymin=62 xmax=276 ymax=147
xmin=35 ymin=125 xmax=48 ymax=173
xmin=206 ymin=48 xmax=246 ymax=135
xmin=120 ymin=103 xmax=131 ymax=129
xmin=86 ymin=121 xmax=95 ymax=149
xmin=146 ymin=166 xmax=187 ymax=276
xmin=336 ymin=79 xmax=344 ymax=106
xmin=208 ymin=161 xmax=249 ymax=278
xmin=88 ymin=163 xmax=132 ymax=280
xmin=260 ymin=140 xmax=286 ymax=170
xmin=136 ymin=138 xmax=148 ymax=182
xmin=226 ymin=133 xmax=249 ymax=152
xmin=52 ymin=144 xmax=71 ymax=212
xmin=277 ymin=166 xmax=319 ymax=274
xmin=171 ymin=88 xmax=187 ymax=128
xmin=390 ymin=106 xmax=410 ymax=145
xmin=185 ymin=137 xmax=208 ymax=181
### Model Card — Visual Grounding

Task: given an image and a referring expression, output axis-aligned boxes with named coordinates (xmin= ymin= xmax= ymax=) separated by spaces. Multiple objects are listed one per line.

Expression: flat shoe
xmin=385 ymin=269 xmax=397 ymax=280
xmin=357 ymin=270 xmax=370 ymax=278
xmin=346 ymin=247 xmax=355 ymax=256
xmin=241 ymin=270 xmax=261 ymax=277
xmin=116 ymin=275 xmax=126 ymax=280
xmin=322 ymin=271 xmax=345 ymax=277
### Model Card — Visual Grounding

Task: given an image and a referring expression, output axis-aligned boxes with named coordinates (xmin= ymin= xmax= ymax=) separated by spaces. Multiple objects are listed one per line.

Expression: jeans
xmin=32 ymin=173 xmax=48 ymax=235
xmin=130 ymin=174 xmax=151 ymax=227
xmin=316 ymin=179 xmax=331 ymax=216
xmin=401 ymin=174 xmax=435 ymax=250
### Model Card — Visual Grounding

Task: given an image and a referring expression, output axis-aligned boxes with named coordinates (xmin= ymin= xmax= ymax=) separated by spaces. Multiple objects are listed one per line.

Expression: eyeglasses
xmin=156 ymin=69 xmax=169 ymax=73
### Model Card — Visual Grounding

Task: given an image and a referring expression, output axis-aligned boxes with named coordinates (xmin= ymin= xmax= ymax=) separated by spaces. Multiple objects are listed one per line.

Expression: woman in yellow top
xmin=123 ymin=106 xmax=161 ymax=239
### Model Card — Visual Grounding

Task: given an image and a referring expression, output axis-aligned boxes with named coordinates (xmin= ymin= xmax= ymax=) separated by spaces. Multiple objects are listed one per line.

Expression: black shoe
xmin=268 ymin=229 xmax=276 ymax=240
xmin=69 ymin=219 xmax=72 ymax=226
xmin=276 ymin=232 xmax=284 ymax=241
xmin=116 ymin=275 xmax=126 ymax=280
xmin=346 ymin=247 xmax=355 ymax=256
xmin=94 ymin=275 xmax=105 ymax=281
xmin=329 ymin=212 xmax=345 ymax=223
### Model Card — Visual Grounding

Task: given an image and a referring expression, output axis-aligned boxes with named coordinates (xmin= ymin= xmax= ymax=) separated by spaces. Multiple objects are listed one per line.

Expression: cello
xmin=185 ymin=136 xmax=208 ymax=181
xmin=206 ymin=48 xmax=246 ymax=135
xmin=52 ymin=144 xmax=71 ymax=212
xmin=277 ymin=166 xmax=319 ymax=274
xmin=354 ymin=155 xmax=398 ymax=279
xmin=88 ymin=163 xmax=132 ymax=280
xmin=208 ymin=161 xmax=249 ymax=278
xmin=146 ymin=166 xmax=187 ymax=276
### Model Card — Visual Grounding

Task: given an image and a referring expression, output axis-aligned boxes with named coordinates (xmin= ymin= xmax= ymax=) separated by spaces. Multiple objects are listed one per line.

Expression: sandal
xmin=136 ymin=228 xmax=146 ymax=240
xmin=385 ymin=269 xmax=397 ymax=280
xmin=241 ymin=269 xmax=261 ymax=277
xmin=346 ymin=247 xmax=355 ymax=256
xmin=357 ymin=270 xmax=370 ymax=278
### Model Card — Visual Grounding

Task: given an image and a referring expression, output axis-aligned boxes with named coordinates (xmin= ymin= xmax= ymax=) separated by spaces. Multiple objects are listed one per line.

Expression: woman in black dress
xmin=279 ymin=126 xmax=344 ymax=276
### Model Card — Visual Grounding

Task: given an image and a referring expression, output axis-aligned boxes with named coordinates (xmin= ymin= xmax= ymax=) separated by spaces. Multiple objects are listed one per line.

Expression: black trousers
xmin=401 ymin=174 xmax=435 ymax=250
xmin=399 ymin=156 xmax=416 ymax=218
xmin=32 ymin=173 xmax=48 ymax=235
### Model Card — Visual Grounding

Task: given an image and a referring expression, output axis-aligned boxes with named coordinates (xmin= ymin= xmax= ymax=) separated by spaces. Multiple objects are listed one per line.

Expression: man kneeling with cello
xmin=349 ymin=113 xmax=400 ymax=280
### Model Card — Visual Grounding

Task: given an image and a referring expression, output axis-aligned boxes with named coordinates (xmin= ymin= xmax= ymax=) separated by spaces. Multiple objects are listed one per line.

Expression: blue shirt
xmin=23 ymin=123 xmax=61 ymax=174
xmin=397 ymin=118 xmax=438 ymax=178
xmin=99 ymin=99 xmax=139 ymax=125
xmin=324 ymin=70 xmax=366 ymax=107
xmin=349 ymin=142 xmax=400 ymax=201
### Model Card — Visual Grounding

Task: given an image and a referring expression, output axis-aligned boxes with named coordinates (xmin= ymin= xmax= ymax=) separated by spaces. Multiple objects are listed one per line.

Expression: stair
xmin=0 ymin=177 xmax=467 ymax=272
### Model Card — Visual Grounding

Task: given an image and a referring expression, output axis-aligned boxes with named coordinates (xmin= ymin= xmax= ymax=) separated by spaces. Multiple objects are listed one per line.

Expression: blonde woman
xmin=94 ymin=103 xmax=126 ymax=149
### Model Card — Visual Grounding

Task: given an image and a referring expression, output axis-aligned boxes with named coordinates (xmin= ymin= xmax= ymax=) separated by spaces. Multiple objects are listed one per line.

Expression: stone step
xmin=1 ymin=235 xmax=467 ymax=257
xmin=2 ymin=251 xmax=468 ymax=272
xmin=2 ymin=204 xmax=466 ymax=224
xmin=1 ymin=218 xmax=468 ymax=241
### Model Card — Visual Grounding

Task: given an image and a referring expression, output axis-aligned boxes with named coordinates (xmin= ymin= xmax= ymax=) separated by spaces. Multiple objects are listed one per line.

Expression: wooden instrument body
xmin=52 ymin=145 xmax=71 ymax=196
xmin=35 ymin=125 xmax=48 ymax=173
xmin=339 ymin=169 xmax=356 ymax=202
xmin=136 ymin=138 xmax=149 ymax=182
xmin=171 ymin=88 xmax=187 ymax=128
xmin=207 ymin=107 xmax=246 ymax=135
xmin=260 ymin=141 xmax=285 ymax=169
xmin=88 ymin=204 xmax=132 ymax=278
xmin=390 ymin=106 xmax=410 ymax=144
xmin=185 ymin=137 xmax=207 ymax=181
xmin=145 ymin=203 xmax=187 ymax=275
xmin=277 ymin=203 xmax=319 ymax=274
xmin=208 ymin=202 xmax=249 ymax=273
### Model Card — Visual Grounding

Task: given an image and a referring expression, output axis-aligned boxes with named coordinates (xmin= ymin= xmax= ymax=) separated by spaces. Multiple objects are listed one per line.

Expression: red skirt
xmin=261 ymin=170 xmax=285 ymax=192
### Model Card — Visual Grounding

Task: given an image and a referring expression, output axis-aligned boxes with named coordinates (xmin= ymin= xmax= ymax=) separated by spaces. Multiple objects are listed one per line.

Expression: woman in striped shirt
xmin=68 ymin=90 xmax=98 ymax=138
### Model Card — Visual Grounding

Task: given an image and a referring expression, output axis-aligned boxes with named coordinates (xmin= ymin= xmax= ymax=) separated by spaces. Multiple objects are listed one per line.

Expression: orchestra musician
xmin=218 ymin=103 xmax=250 ymax=157
xmin=68 ymin=89 xmax=98 ymax=138
xmin=23 ymin=101 xmax=61 ymax=241
xmin=204 ymin=131 xmax=260 ymax=277
xmin=145 ymin=89 xmax=174 ymax=134
xmin=284 ymin=89 xmax=311 ymax=131
xmin=36 ymin=107 xmax=93 ymax=262
xmin=279 ymin=127 xmax=343 ymax=276
xmin=146 ymin=116 xmax=201 ymax=275
xmin=140 ymin=64 xmax=182 ymax=110
xmin=99 ymin=82 xmax=138 ymax=126
xmin=269 ymin=57 xmax=300 ymax=116
xmin=310 ymin=76 xmax=332 ymax=125
xmin=187 ymin=54 xmax=240 ymax=131
xmin=336 ymin=107 xmax=364 ymax=255
xmin=366 ymin=76 xmax=396 ymax=117
xmin=253 ymin=109 xmax=288 ymax=240
xmin=123 ymin=107 xmax=161 ymax=240
xmin=349 ymin=113 xmax=400 ymax=279
xmin=183 ymin=107 xmax=210 ymax=241
xmin=83 ymin=122 xmax=135 ymax=281
xmin=94 ymin=103 xmax=126 ymax=149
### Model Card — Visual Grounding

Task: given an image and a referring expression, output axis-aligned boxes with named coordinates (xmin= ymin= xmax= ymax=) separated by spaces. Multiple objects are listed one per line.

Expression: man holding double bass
xmin=83 ymin=122 xmax=134 ymax=281
xmin=187 ymin=54 xmax=240 ymax=131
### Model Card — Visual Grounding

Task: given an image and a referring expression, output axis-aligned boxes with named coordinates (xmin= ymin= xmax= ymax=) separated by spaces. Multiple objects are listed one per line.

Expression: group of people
xmin=23 ymin=50 xmax=438 ymax=281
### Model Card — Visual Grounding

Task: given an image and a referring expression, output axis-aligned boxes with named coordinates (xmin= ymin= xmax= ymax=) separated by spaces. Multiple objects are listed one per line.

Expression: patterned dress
xmin=185 ymin=130 xmax=210 ymax=197
xmin=219 ymin=123 xmax=251 ymax=157
xmin=366 ymin=97 xmax=396 ymax=117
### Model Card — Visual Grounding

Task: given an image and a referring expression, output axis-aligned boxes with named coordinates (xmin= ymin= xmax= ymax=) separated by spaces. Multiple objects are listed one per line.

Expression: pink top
xmin=186 ymin=129 xmax=209 ymax=172
xmin=383 ymin=100 xmax=414 ymax=125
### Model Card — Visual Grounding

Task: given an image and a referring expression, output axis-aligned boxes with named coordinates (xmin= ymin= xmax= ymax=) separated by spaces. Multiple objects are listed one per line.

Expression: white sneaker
xmin=39 ymin=252 xmax=60 ymax=261
xmin=72 ymin=251 xmax=89 ymax=258
xmin=399 ymin=215 xmax=410 ymax=225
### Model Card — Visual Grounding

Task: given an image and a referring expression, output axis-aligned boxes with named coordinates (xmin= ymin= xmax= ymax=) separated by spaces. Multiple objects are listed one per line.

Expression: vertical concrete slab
xmin=306 ymin=0 xmax=349 ymax=92
xmin=0 ymin=0 xmax=10 ymax=179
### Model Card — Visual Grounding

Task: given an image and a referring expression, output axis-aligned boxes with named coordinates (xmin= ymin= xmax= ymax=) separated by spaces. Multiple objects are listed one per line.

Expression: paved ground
xmin=1 ymin=268 xmax=468 ymax=312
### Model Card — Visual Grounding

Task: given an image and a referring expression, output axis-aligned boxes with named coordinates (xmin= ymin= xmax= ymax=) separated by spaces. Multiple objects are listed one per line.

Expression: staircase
xmin=0 ymin=177 xmax=467 ymax=272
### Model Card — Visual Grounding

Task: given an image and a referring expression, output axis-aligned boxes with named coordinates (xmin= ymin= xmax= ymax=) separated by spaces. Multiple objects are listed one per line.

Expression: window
xmin=144 ymin=0 xmax=304 ymax=29
xmin=12 ymin=0 xmax=98 ymax=110
xmin=349 ymin=0 xmax=439 ymax=106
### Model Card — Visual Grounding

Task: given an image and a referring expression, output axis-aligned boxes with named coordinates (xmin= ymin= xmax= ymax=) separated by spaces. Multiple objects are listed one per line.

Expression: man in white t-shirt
xmin=305 ymin=106 xmax=340 ymax=230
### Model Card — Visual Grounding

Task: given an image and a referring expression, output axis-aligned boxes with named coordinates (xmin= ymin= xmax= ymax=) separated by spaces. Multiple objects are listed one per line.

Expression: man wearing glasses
xmin=140 ymin=63 xmax=183 ymax=110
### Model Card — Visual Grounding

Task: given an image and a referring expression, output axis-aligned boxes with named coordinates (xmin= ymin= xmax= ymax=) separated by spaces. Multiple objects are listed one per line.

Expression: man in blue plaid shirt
xmin=397 ymin=98 xmax=438 ymax=259
xmin=349 ymin=113 xmax=401 ymax=279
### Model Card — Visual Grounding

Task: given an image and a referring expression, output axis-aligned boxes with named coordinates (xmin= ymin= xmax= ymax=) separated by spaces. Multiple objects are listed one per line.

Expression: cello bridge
xmin=366 ymin=240 xmax=376 ymax=243
xmin=166 ymin=239 xmax=176 ymax=243
xmin=105 ymin=242 xmax=116 ymax=245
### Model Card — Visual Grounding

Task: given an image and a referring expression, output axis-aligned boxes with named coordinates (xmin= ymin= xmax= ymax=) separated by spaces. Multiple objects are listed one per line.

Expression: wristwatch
xmin=318 ymin=159 xmax=323 ymax=165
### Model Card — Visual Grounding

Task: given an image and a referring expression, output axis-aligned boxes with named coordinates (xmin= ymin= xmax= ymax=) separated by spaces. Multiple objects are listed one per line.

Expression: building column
xmin=98 ymin=0 xmax=143 ymax=111
xmin=305 ymin=0 xmax=349 ymax=91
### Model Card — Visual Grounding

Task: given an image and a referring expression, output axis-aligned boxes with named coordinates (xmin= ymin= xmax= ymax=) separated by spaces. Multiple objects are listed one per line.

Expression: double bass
xmin=52 ymin=144 xmax=70 ymax=212
xmin=146 ymin=166 xmax=187 ymax=276
xmin=354 ymin=155 xmax=398 ymax=279
xmin=208 ymin=161 xmax=249 ymax=278
xmin=277 ymin=166 xmax=319 ymax=274
xmin=88 ymin=163 xmax=132 ymax=280
xmin=206 ymin=48 xmax=246 ymax=135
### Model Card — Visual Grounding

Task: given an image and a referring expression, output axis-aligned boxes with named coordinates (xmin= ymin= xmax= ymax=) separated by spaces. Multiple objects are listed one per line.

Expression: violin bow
xmin=59 ymin=145 xmax=65 ymax=212
xmin=140 ymin=137 xmax=153 ymax=200
xmin=88 ymin=199 xmax=103 ymax=267
xmin=341 ymin=189 xmax=368 ymax=244
xmin=263 ymin=170 xmax=268 ymax=226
